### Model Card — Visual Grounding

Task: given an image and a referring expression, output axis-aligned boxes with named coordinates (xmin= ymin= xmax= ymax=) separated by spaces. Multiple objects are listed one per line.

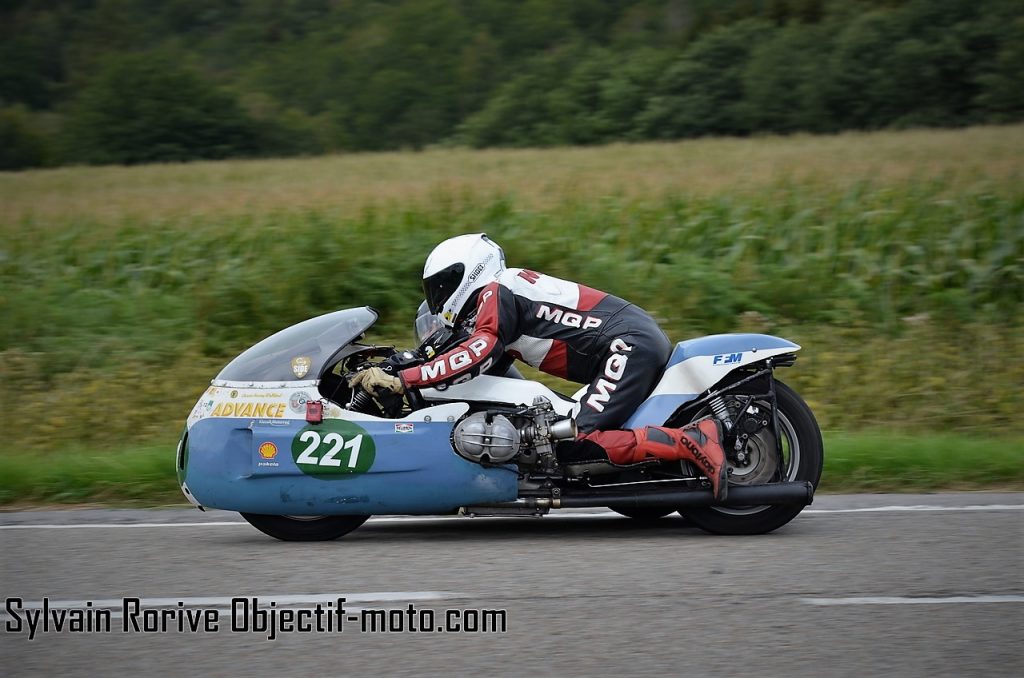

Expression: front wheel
xmin=240 ymin=513 xmax=370 ymax=541
xmin=676 ymin=380 xmax=823 ymax=535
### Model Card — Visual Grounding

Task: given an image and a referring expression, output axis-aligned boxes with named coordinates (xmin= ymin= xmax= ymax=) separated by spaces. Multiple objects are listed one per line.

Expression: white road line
xmin=803 ymin=595 xmax=1024 ymax=606
xmin=803 ymin=504 xmax=1024 ymax=514
xmin=0 ymin=521 xmax=248 ymax=530
xmin=1 ymin=504 xmax=1022 ymax=530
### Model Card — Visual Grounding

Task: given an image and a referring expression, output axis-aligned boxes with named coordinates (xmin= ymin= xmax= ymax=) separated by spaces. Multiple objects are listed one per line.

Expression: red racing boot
xmin=635 ymin=418 xmax=730 ymax=501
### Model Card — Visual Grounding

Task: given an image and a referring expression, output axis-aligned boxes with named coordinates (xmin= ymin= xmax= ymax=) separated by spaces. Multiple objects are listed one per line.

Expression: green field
xmin=1 ymin=125 xmax=1022 ymax=503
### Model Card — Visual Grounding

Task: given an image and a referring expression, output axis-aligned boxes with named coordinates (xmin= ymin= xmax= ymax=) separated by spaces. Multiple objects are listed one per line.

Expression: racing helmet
xmin=422 ymin=233 xmax=505 ymax=327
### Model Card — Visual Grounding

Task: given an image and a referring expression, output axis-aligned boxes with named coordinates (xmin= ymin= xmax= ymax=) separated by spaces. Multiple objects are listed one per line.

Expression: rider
xmin=348 ymin=233 xmax=730 ymax=500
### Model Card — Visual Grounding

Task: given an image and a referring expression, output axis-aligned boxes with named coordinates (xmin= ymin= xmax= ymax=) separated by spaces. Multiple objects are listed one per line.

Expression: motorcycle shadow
xmin=336 ymin=514 xmax=701 ymax=544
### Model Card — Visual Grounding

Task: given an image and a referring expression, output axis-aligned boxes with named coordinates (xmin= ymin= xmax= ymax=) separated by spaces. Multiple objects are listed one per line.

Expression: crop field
xmin=1 ymin=124 xmax=1022 ymax=502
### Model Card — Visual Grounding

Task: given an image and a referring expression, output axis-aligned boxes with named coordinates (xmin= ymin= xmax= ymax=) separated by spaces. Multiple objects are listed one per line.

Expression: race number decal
xmin=290 ymin=421 xmax=376 ymax=476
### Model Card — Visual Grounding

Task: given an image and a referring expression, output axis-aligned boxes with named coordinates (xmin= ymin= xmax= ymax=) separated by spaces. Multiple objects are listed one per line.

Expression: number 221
xmin=295 ymin=431 xmax=364 ymax=468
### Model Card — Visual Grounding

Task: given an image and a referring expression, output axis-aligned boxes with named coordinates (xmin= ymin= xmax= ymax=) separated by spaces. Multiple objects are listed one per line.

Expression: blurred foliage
xmin=0 ymin=164 xmax=1021 ymax=450
xmin=0 ymin=105 xmax=53 ymax=169
xmin=62 ymin=53 xmax=261 ymax=164
xmin=1 ymin=0 xmax=1023 ymax=168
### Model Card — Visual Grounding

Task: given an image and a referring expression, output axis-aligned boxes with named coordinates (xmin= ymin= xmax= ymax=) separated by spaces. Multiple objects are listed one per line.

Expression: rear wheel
xmin=676 ymin=380 xmax=822 ymax=535
xmin=240 ymin=513 xmax=370 ymax=541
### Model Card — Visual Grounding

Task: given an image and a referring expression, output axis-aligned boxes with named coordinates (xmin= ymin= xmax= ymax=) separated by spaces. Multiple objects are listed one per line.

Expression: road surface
xmin=1 ymin=493 xmax=1022 ymax=676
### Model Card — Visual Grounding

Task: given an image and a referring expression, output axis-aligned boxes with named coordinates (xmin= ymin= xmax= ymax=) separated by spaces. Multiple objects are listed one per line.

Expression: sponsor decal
xmin=418 ymin=337 xmax=490 ymax=381
xmin=258 ymin=442 xmax=278 ymax=459
xmin=289 ymin=391 xmax=312 ymax=414
xmin=291 ymin=420 xmax=376 ymax=477
xmin=291 ymin=356 xmax=312 ymax=379
xmin=467 ymin=263 xmax=485 ymax=281
xmin=211 ymin=402 xmax=286 ymax=418
xmin=230 ymin=390 xmax=238 ymax=398
xmin=239 ymin=391 xmax=284 ymax=399
xmin=585 ymin=338 xmax=633 ymax=413
xmin=189 ymin=397 xmax=217 ymax=423
xmin=712 ymin=352 xmax=744 ymax=365
xmin=517 ymin=269 xmax=540 ymax=284
xmin=536 ymin=304 xmax=602 ymax=329
xmin=394 ymin=423 xmax=415 ymax=433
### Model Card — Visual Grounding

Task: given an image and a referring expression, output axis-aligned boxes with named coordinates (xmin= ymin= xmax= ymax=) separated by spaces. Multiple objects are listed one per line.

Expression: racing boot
xmin=635 ymin=418 xmax=729 ymax=502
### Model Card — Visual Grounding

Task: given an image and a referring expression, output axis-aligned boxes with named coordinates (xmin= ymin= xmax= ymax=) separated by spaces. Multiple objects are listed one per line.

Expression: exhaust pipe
xmin=557 ymin=481 xmax=814 ymax=509
xmin=462 ymin=482 xmax=815 ymax=516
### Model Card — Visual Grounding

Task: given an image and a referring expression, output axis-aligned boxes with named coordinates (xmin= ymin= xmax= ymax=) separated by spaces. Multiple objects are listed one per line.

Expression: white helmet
xmin=422 ymin=233 xmax=505 ymax=327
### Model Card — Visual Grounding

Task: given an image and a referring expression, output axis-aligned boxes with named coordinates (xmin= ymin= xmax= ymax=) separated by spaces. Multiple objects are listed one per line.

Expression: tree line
xmin=1 ymin=0 xmax=1022 ymax=170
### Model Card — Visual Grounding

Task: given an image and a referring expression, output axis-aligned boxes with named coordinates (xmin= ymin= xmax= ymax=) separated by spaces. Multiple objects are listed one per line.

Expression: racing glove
xmin=347 ymin=366 xmax=404 ymax=394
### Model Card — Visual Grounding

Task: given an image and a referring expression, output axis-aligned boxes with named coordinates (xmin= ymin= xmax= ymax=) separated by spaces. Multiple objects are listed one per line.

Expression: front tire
xmin=240 ymin=513 xmax=370 ymax=541
xmin=676 ymin=380 xmax=822 ymax=535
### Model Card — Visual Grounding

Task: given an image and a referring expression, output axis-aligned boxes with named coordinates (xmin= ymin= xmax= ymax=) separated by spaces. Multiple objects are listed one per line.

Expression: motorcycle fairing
xmin=420 ymin=375 xmax=577 ymax=417
xmin=623 ymin=334 xmax=800 ymax=428
xmin=216 ymin=307 xmax=378 ymax=383
xmin=179 ymin=402 xmax=518 ymax=515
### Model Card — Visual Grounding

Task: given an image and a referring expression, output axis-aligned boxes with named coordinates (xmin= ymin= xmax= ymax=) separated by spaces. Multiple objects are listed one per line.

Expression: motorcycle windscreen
xmin=216 ymin=307 xmax=378 ymax=382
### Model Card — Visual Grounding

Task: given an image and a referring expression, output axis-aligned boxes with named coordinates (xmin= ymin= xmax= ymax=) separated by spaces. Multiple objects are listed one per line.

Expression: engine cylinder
xmin=453 ymin=413 xmax=521 ymax=464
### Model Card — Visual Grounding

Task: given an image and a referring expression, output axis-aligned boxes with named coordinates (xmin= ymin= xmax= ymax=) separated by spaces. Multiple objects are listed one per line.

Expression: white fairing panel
xmin=420 ymin=375 xmax=578 ymax=417
xmin=649 ymin=346 xmax=799 ymax=397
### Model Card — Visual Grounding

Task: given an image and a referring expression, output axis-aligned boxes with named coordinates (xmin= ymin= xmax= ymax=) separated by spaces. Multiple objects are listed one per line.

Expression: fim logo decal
xmin=394 ymin=423 xmax=415 ymax=433
xmin=712 ymin=352 xmax=744 ymax=366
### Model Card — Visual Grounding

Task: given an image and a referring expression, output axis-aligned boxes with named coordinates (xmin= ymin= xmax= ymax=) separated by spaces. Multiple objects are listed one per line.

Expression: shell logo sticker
xmin=291 ymin=356 xmax=312 ymax=379
xmin=258 ymin=442 xmax=278 ymax=459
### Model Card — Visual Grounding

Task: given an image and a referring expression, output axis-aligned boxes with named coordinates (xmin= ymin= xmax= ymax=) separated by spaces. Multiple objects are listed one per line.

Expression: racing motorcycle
xmin=177 ymin=306 xmax=822 ymax=540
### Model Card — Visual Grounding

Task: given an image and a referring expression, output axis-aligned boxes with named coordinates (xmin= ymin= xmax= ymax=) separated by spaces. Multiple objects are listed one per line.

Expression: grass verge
xmin=1 ymin=432 xmax=1020 ymax=508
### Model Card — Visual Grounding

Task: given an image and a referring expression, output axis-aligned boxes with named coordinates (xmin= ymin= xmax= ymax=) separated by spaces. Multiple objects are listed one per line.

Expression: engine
xmin=452 ymin=396 xmax=576 ymax=470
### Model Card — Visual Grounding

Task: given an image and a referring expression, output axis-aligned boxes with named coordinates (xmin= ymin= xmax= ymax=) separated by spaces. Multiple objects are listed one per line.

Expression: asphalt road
xmin=2 ymin=493 xmax=1022 ymax=677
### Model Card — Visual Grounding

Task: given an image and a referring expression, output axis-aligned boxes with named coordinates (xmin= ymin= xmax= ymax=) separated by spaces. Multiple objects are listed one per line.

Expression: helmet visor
xmin=414 ymin=300 xmax=444 ymax=344
xmin=423 ymin=263 xmax=465 ymax=316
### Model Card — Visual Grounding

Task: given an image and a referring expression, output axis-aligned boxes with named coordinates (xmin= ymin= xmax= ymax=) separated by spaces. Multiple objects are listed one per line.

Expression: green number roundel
xmin=291 ymin=420 xmax=376 ymax=476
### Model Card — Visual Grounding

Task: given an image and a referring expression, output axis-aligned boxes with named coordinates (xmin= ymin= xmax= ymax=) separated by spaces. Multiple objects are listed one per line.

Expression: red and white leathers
xmin=400 ymin=268 xmax=694 ymax=468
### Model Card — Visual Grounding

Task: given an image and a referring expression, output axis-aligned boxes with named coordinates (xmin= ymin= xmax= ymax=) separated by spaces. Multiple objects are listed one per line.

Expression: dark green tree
xmin=974 ymin=17 xmax=1024 ymax=120
xmin=64 ymin=53 xmax=260 ymax=165
xmin=0 ymin=106 xmax=51 ymax=170
xmin=742 ymin=24 xmax=832 ymax=133
xmin=638 ymin=19 xmax=773 ymax=138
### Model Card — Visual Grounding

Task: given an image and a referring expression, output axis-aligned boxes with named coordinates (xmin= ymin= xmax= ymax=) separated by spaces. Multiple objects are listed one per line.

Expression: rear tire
xmin=677 ymin=380 xmax=822 ymax=535
xmin=240 ymin=513 xmax=370 ymax=541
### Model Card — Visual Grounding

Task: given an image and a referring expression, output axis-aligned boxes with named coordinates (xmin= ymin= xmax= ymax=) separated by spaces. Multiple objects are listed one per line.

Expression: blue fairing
xmin=182 ymin=417 xmax=518 ymax=515
xmin=666 ymin=333 xmax=799 ymax=368
xmin=623 ymin=333 xmax=799 ymax=428
xmin=623 ymin=394 xmax=697 ymax=429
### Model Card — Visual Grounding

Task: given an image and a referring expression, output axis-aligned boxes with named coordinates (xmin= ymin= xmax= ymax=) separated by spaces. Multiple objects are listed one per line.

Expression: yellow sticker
xmin=291 ymin=356 xmax=312 ymax=379
xmin=211 ymin=402 xmax=286 ymax=418
xmin=258 ymin=442 xmax=278 ymax=459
